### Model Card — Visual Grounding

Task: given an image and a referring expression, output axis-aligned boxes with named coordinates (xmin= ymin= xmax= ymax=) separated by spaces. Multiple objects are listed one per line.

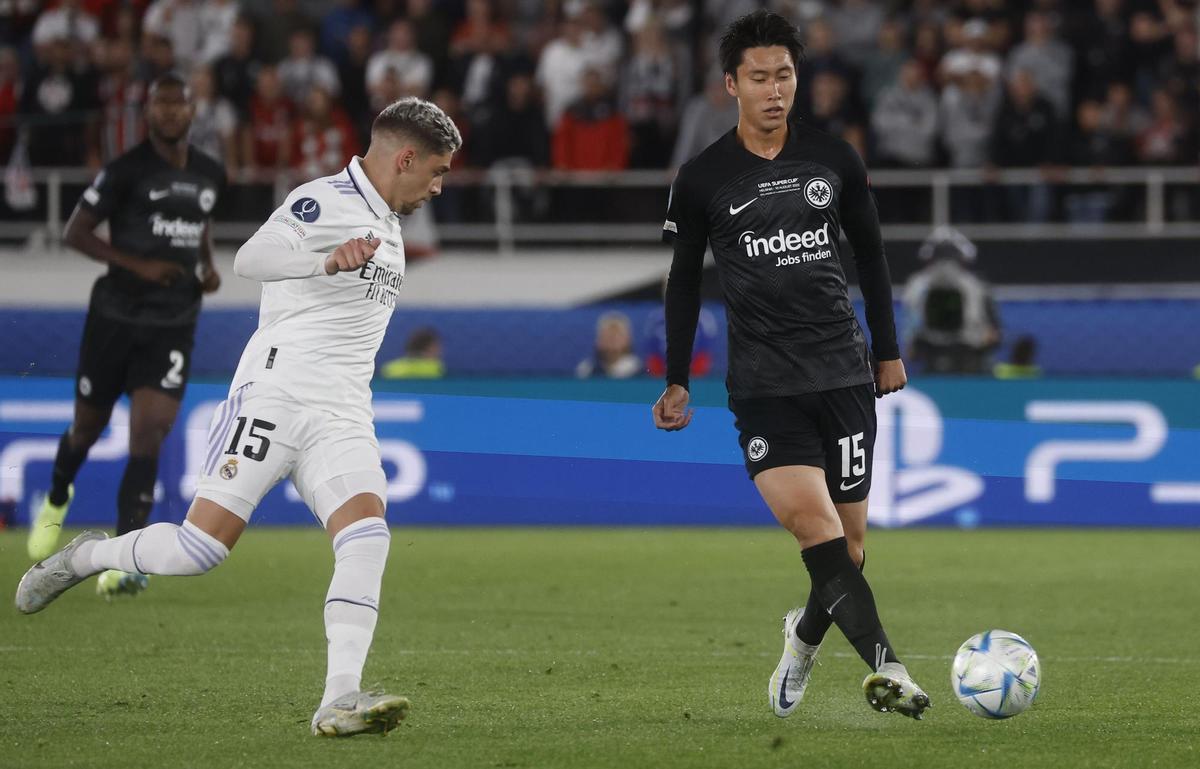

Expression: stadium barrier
xmin=1 ymin=301 xmax=1198 ymax=379
xmin=3 ymin=166 xmax=1198 ymax=250
xmin=1 ymin=376 xmax=1196 ymax=529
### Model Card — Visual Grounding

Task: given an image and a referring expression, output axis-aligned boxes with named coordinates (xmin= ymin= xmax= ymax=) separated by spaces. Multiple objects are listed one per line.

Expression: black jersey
xmin=78 ymin=141 xmax=226 ymax=326
xmin=662 ymin=121 xmax=899 ymax=399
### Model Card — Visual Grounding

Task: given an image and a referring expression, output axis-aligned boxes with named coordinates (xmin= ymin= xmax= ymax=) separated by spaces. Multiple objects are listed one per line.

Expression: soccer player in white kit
xmin=16 ymin=97 xmax=462 ymax=737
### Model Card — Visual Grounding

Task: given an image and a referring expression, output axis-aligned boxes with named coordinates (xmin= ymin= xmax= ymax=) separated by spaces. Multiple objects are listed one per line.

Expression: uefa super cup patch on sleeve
xmin=663 ymin=219 xmax=678 ymax=233
xmin=271 ymin=214 xmax=308 ymax=239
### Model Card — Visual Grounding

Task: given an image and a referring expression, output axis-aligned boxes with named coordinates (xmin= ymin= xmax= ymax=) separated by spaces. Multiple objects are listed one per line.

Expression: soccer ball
xmin=951 ymin=630 xmax=1040 ymax=719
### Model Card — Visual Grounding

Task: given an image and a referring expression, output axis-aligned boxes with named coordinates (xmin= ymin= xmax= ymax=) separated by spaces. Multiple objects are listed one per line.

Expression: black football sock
xmin=800 ymin=537 xmax=899 ymax=670
xmin=116 ymin=456 xmax=159 ymax=535
xmin=49 ymin=431 xmax=90 ymax=506
xmin=796 ymin=550 xmax=866 ymax=646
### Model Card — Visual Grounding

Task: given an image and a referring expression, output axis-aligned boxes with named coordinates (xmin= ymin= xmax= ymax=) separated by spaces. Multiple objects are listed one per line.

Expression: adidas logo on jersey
xmin=740 ymin=223 xmax=830 ymax=258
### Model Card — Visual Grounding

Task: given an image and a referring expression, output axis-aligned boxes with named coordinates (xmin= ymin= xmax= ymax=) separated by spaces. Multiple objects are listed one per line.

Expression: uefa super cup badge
xmin=220 ymin=458 xmax=239 ymax=480
xmin=747 ymin=437 xmax=769 ymax=462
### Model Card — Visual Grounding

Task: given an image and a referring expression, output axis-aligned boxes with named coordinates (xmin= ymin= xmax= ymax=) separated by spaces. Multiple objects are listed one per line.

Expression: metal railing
xmin=4 ymin=165 xmax=1198 ymax=255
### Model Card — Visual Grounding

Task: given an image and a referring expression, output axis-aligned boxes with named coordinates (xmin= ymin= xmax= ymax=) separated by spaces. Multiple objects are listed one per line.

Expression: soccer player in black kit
xmin=27 ymin=73 xmax=225 ymax=599
xmin=653 ymin=11 xmax=931 ymax=719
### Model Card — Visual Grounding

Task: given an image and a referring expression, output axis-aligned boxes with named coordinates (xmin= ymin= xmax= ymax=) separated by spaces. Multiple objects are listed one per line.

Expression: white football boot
xmin=15 ymin=530 xmax=107 ymax=614
xmin=311 ymin=691 xmax=411 ymax=736
xmin=863 ymin=661 xmax=932 ymax=720
xmin=768 ymin=607 xmax=822 ymax=717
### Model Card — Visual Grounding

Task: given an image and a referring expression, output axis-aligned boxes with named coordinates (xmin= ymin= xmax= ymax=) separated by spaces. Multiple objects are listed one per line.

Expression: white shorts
xmin=194 ymin=383 xmax=387 ymax=527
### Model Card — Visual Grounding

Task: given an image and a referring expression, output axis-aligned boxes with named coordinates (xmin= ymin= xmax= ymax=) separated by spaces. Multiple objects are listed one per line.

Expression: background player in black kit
xmin=27 ymin=73 xmax=225 ymax=599
xmin=653 ymin=11 xmax=930 ymax=720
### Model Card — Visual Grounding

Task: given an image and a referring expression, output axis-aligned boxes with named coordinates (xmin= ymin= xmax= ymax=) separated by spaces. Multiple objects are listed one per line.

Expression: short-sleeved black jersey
xmin=663 ymin=121 xmax=899 ymax=399
xmin=79 ymin=141 xmax=226 ymax=326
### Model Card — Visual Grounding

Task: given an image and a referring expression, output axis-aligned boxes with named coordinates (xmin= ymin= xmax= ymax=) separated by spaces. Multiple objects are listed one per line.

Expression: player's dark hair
xmin=147 ymin=71 xmax=190 ymax=99
xmin=719 ymin=10 xmax=805 ymax=79
xmin=372 ymin=96 xmax=463 ymax=156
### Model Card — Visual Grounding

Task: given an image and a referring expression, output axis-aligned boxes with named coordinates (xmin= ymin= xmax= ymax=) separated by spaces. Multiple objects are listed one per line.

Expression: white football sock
xmin=71 ymin=521 xmax=229 ymax=576
xmin=321 ymin=517 xmax=391 ymax=707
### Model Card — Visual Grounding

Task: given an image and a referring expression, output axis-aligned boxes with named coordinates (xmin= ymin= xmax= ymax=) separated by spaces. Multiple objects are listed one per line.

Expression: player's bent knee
xmin=187 ymin=494 xmax=249 ymax=551
xmin=173 ymin=521 xmax=230 ymax=575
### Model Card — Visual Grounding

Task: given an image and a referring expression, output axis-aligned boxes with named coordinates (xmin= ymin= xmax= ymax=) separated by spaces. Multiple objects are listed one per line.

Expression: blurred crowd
xmin=0 ymin=0 xmax=1196 ymax=181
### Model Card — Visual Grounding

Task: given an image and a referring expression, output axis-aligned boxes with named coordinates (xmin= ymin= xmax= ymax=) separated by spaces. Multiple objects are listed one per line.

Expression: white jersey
xmin=230 ymin=157 xmax=405 ymax=424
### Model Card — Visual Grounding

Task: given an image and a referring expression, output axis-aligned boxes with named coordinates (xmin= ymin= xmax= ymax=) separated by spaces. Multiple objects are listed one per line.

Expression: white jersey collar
xmin=347 ymin=156 xmax=391 ymax=219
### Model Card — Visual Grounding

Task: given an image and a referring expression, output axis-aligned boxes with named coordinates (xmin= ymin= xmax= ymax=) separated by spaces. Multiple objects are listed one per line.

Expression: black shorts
xmin=75 ymin=311 xmax=196 ymax=407
xmin=729 ymin=383 xmax=877 ymax=502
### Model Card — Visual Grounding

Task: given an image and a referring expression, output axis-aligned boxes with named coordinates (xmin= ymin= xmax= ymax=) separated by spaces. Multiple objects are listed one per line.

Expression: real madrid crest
xmin=219 ymin=458 xmax=239 ymax=480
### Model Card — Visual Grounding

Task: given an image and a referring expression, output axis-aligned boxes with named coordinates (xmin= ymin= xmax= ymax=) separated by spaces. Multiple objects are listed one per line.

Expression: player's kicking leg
xmin=309 ymin=490 xmax=408 ymax=736
xmin=15 ymin=497 xmax=242 ymax=614
xmin=757 ymin=465 xmax=930 ymax=719
xmin=27 ymin=399 xmax=113 ymax=560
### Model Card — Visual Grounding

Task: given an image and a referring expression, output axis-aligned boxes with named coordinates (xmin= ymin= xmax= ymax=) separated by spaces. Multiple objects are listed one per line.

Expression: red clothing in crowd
xmin=552 ymin=101 xmax=629 ymax=170
xmin=248 ymin=95 xmax=293 ymax=168
xmin=291 ymin=107 xmax=361 ymax=177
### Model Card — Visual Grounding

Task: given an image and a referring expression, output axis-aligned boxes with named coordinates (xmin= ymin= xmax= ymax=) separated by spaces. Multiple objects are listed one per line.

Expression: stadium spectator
xmin=1007 ymin=10 xmax=1073 ymax=119
xmin=142 ymin=0 xmax=206 ymax=72
xmin=871 ymin=58 xmax=939 ymax=168
xmin=278 ymin=27 xmax=340 ymax=106
xmin=189 ymin=65 xmax=239 ymax=172
xmin=910 ymin=20 xmax=945 ymax=83
xmin=1137 ymin=88 xmax=1195 ymax=165
xmin=859 ymin=18 xmax=908 ymax=111
xmin=576 ymin=311 xmax=641 ymax=379
xmin=96 ymin=37 xmax=146 ymax=162
xmin=940 ymin=55 xmax=1001 ymax=169
xmin=0 ymin=46 xmax=18 ymax=161
xmin=19 ymin=35 xmax=98 ymax=167
xmin=1098 ymin=80 xmax=1149 ymax=145
xmin=827 ymin=0 xmax=886 ymax=68
xmin=380 ymin=327 xmax=445 ymax=379
xmin=808 ymin=70 xmax=865 ymax=157
xmin=319 ymin=0 xmax=373 ymax=66
xmin=197 ymin=0 xmax=239 ymax=66
xmin=536 ymin=13 xmax=589 ymax=130
xmin=578 ymin=0 xmax=624 ymax=82
xmin=670 ymin=68 xmax=737 ymax=169
xmin=621 ymin=20 xmax=685 ymax=169
xmin=989 ymin=69 xmax=1061 ymax=222
xmin=552 ymin=67 xmax=629 ymax=171
xmin=138 ymin=28 xmax=178 ymax=82
xmin=471 ymin=70 xmax=549 ymax=168
xmin=1067 ymin=0 xmax=1133 ymax=103
xmin=253 ymin=0 xmax=310 ymax=64
xmin=367 ymin=19 xmax=433 ymax=100
xmin=1064 ymin=100 xmax=1135 ymax=222
xmin=31 ymin=0 xmax=99 ymax=56
xmin=794 ymin=18 xmax=853 ymax=122
xmin=291 ymin=85 xmax=359 ymax=179
xmin=338 ymin=23 xmax=373 ymax=144
xmin=941 ymin=17 xmax=1003 ymax=85
xmin=626 ymin=0 xmax=696 ymax=46
xmin=241 ymin=64 xmax=292 ymax=178
xmin=213 ymin=15 xmax=259 ymax=117
xmin=405 ymin=0 xmax=452 ymax=80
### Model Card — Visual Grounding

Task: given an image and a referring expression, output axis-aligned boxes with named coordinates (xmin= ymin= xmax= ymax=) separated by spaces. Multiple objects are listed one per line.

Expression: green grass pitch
xmin=2 ymin=527 xmax=1197 ymax=768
